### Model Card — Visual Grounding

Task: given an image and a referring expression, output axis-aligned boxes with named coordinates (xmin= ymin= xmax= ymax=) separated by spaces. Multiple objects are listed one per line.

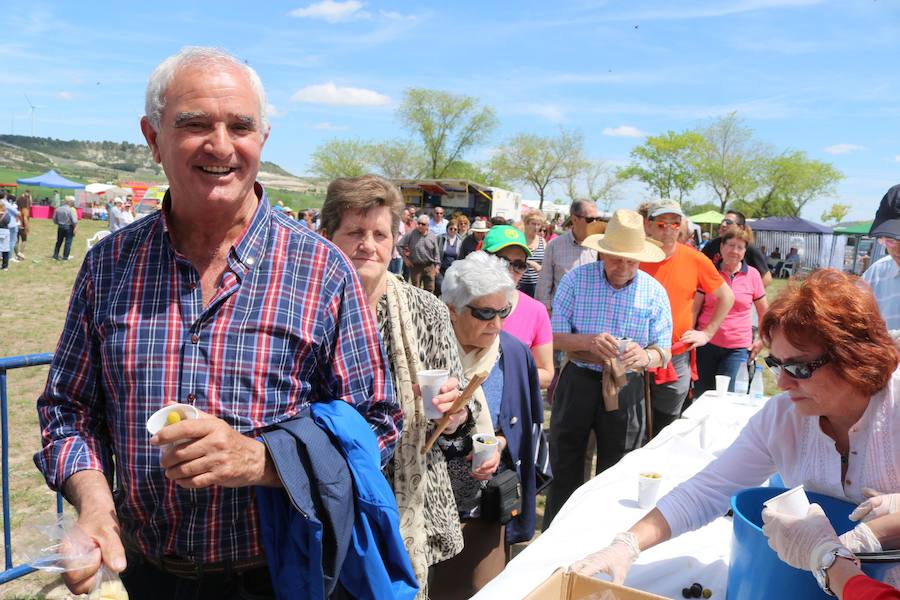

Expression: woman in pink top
xmin=482 ymin=225 xmax=554 ymax=388
xmin=694 ymin=228 xmax=768 ymax=395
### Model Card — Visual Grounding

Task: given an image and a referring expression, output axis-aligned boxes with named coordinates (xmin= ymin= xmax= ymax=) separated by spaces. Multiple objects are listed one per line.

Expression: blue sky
xmin=1 ymin=0 xmax=898 ymax=220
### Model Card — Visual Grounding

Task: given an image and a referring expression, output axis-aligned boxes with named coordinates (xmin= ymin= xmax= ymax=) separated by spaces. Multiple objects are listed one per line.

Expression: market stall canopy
xmin=833 ymin=221 xmax=873 ymax=235
xmin=84 ymin=183 xmax=117 ymax=194
xmin=16 ymin=170 xmax=85 ymax=189
xmin=749 ymin=216 xmax=832 ymax=234
xmin=689 ymin=209 xmax=725 ymax=224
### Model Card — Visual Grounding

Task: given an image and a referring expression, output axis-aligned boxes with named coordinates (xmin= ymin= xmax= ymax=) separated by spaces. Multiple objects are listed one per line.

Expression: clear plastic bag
xmin=15 ymin=514 xmax=128 ymax=598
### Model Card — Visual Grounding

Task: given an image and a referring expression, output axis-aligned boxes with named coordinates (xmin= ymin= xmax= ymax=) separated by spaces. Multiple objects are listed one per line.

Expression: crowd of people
xmin=28 ymin=45 xmax=900 ymax=600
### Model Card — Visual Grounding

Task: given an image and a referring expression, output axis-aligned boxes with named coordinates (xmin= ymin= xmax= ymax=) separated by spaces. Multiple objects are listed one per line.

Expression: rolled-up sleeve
xmin=34 ymin=258 xmax=113 ymax=491
xmin=323 ymin=265 xmax=401 ymax=467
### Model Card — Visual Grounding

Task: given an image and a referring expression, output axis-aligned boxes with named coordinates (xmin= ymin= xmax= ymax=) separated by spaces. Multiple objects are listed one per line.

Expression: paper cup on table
xmin=763 ymin=485 xmax=810 ymax=517
xmin=638 ymin=472 xmax=663 ymax=509
xmin=471 ymin=433 xmax=498 ymax=472
xmin=417 ymin=369 xmax=449 ymax=420
xmin=147 ymin=404 xmax=199 ymax=449
xmin=715 ymin=375 xmax=731 ymax=396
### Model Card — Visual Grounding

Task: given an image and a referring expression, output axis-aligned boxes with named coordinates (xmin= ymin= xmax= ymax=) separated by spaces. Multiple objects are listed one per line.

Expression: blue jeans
xmin=388 ymin=257 xmax=403 ymax=275
xmin=695 ymin=343 xmax=749 ymax=397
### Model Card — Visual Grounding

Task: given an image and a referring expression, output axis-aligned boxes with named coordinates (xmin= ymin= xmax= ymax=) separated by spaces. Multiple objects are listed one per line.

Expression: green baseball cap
xmin=482 ymin=225 xmax=532 ymax=257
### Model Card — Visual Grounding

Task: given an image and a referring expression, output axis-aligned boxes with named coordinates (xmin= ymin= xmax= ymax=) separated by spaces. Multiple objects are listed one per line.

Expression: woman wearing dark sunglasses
xmin=431 ymin=251 xmax=544 ymax=598
xmin=571 ymin=269 xmax=900 ymax=597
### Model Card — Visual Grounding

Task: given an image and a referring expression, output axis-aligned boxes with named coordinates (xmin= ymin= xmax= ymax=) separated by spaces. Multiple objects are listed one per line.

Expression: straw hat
xmin=581 ymin=209 xmax=666 ymax=263
xmin=470 ymin=219 xmax=490 ymax=233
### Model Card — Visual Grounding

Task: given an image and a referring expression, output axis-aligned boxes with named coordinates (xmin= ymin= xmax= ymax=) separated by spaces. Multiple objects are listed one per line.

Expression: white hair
xmin=144 ymin=46 xmax=269 ymax=137
xmin=442 ymin=251 xmax=515 ymax=312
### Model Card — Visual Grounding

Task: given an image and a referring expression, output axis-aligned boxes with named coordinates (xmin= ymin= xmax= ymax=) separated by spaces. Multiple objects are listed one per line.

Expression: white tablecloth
xmin=472 ymin=392 xmax=768 ymax=600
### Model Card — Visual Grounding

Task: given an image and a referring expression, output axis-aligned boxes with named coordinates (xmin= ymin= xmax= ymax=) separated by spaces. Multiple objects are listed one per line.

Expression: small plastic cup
xmin=763 ymin=485 xmax=810 ymax=517
xmin=417 ymin=369 xmax=449 ymax=420
xmin=715 ymin=375 xmax=731 ymax=396
xmin=471 ymin=433 xmax=499 ymax=472
xmin=617 ymin=337 xmax=631 ymax=356
xmin=147 ymin=404 xmax=199 ymax=449
xmin=638 ymin=472 xmax=663 ymax=509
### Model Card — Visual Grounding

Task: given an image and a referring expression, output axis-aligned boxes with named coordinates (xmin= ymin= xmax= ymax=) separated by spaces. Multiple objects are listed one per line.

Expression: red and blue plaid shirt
xmin=35 ymin=186 xmax=400 ymax=563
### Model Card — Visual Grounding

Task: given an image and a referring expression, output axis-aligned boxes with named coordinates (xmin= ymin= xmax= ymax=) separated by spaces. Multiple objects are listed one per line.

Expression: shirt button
xmin=845 ymin=479 xmax=852 ymax=486
xmin=190 ymin=334 xmax=199 ymax=344
xmin=246 ymin=257 xmax=255 ymax=266
xmin=187 ymin=393 xmax=196 ymax=402
xmin=509 ymin=416 xmax=518 ymax=426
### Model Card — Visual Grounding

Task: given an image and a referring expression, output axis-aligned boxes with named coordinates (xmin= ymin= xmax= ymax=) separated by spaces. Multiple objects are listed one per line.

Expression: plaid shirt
xmin=35 ymin=186 xmax=400 ymax=563
xmin=535 ymin=230 xmax=598 ymax=309
xmin=551 ymin=261 xmax=673 ymax=372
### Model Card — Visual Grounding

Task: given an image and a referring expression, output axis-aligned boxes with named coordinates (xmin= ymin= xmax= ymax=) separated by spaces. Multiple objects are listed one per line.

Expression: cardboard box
xmin=524 ymin=568 xmax=668 ymax=600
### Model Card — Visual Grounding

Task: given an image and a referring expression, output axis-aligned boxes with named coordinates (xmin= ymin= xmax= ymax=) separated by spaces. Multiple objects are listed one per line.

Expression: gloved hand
xmin=762 ymin=504 xmax=845 ymax=572
xmin=568 ymin=532 xmax=640 ymax=584
xmin=849 ymin=488 xmax=900 ymax=523
xmin=839 ymin=522 xmax=882 ymax=554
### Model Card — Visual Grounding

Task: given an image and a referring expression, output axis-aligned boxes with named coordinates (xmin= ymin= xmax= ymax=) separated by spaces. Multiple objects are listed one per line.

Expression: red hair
xmin=760 ymin=269 xmax=898 ymax=396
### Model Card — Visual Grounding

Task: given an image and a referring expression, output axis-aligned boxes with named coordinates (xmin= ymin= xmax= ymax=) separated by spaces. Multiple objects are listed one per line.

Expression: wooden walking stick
xmin=421 ymin=371 xmax=488 ymax=454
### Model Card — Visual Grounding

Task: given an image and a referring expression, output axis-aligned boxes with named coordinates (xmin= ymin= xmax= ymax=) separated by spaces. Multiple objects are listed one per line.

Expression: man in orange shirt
xmin=640 ymin=200 xmax=734 ymax=433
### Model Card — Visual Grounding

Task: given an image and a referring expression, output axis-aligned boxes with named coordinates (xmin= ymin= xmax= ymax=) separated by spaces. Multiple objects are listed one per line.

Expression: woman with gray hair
xmin=430 ymin=251 xmax=545 ymax=598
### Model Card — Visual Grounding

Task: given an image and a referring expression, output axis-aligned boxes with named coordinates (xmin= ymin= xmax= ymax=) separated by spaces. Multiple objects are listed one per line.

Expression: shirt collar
xmin=159 ymin=182 xmax=270 ymax=275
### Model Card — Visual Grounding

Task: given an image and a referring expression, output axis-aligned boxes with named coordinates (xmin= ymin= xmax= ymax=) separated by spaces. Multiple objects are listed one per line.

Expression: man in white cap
xmin=543 ymin=209 xmax=673 ymax=528
xmin=108 ymin=197 xmax=124 ymax=232
xmin=640 ymin=199 xmax=734 ymax=434
xmin=458 ymin=217 xmax=490 ymax=259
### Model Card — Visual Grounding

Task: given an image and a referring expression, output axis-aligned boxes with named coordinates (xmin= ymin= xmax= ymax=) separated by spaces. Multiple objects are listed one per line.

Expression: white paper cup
xmin=763 ymin=485 xmax=810 ymax=517
xmin=638 ymin=472 xmax=663 ymax=509
xmin=417 ymin=369 xmax=449 ymax=420
xmin=471 ymin=433 xmax=498 ymax=472
xmin=715 ymin=375 xmax=731 ymax=396
xmin=617 ymin=337 xmax=631 ymax=356
xmin=147 ymin=404 xmax=199 ymax=448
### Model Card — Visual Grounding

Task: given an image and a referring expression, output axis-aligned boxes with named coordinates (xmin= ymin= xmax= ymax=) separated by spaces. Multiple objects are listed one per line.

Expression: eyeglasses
xmin=575 ymin=214 xmax=601 ymax=224
xmin=498 ymin=256 xmax=528 ymax=273
xmin=653 ymin=221 xmax=680 ymax=230
xmin=764 ymin=355 xmax=829 ymax=379
xmin=467 ymin=304 xmax=513 ymax=321
xmin=879 ymin=237 xmax=899 ymax=249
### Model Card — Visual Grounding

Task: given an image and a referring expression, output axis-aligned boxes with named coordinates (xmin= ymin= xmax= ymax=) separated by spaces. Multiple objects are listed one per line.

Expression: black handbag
xmin=481 ymin=469 xmax=521 ymax=525
xmin=533 ymin=423 xmax=553 ymax=493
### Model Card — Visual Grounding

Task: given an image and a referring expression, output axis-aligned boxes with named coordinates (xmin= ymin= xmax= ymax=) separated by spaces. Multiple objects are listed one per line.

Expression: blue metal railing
xmin=0 ymin=353 xmax=62 ymax=585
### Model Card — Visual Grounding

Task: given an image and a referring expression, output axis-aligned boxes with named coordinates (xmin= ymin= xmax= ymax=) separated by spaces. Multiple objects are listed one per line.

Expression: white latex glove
xmin=839 ymin=522 xmax=883 ymax=554
xmin=849 ymin=488 xmax=900 ymax=522
xmin=568 ymin=532 xmax=640 ymax=585
xmin=762 ymin=504 xmax=845 ymax=572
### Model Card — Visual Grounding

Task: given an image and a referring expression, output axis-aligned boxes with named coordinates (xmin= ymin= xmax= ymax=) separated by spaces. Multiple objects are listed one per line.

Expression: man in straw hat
xmin=640 ymin=199 xmax=733 ymax=434
xmin=458 ymin=217 xmax=490 ymax=259
xmin=542 ymin=209 xmax=673 ymax=528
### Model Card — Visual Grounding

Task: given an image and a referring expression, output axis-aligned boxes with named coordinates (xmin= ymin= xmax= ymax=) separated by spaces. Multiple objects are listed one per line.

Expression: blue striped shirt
xmin=35 ymin=186 xmax=400 ymax=563
xmin=551 ymin=261 xmax=673 ymax=372
xmin=863 ymin=255 xmax=900 ymax=330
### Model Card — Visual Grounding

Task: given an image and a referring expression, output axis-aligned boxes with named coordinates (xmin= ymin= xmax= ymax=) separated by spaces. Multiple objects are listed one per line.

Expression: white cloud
xmin=602 ymin=125 xmax=646 ymax=138
xmin=314 ymin=122 xmax=350 ymax=131
xmin=56 ymin=91 xmax=75 ymax=101
xmin=894 ymin=156 xmax=900 ymax=163
xmin=291 ymin=82 xmax=391 ymax=106
xmin=823 ymin=143 xmax=865 ymax=155
xmin=267 ymin=103 xmax=287 ymax=118
xmin=518 ymin=103 xmax=566 ymax=123
xmin=289 ymin=1 xmax=367 ymax=23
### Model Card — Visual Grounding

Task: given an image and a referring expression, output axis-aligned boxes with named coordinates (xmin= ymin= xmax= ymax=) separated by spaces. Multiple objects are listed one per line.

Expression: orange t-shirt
xmin=640 ymin=243 xmax=724 ymax=353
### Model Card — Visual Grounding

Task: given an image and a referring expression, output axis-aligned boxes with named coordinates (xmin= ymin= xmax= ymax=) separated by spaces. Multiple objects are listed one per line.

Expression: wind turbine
xmin=24 ymin=95 xmax=43 ymax=137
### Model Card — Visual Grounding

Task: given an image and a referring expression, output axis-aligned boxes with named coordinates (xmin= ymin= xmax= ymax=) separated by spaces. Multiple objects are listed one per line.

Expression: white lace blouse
xmin=657 ymin=366 xmax=900 ymax=538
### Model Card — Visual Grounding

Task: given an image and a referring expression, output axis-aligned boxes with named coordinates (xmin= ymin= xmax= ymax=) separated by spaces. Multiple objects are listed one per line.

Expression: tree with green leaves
xmin=309 ymin=139 xmax=370 ymax=180
xmin=749 ymin=150 xmax=842 ymax=217
xmin=490 ymin=129 xmax=585 ymax=209
xmin=367 ymin=139 xmax=426 ymax=179
xmin=822 ymin=202 xmax=851 ymax=223
xmin=692 ymin=112 xmax=764 ymax=212
xmin=565 ymin=159 xmax=623 ymax=212
xmin=618 ymin=130 xmax=705 ymax=205
xmin=398 ymin=88 xmax=498 ymax=178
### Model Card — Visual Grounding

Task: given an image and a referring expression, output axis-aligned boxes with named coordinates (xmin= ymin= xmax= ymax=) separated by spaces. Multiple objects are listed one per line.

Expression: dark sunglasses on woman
xmin=764 ymin=355 xmax=829 ymax=379
xmin=467 ymin=304 xmax=513 ymax=321
xmin=497 ymin=255 xmax=528 ymax=273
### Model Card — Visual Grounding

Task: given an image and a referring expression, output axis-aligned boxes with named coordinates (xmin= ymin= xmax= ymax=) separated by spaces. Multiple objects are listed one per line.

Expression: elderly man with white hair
xmin=398 ymin=213 xmax=441 ymax=292
xmin=542 ymin=210 xmax=673 ymax=529
xmin=35 ymin=47 xmax=401 ymax=599
xmin=430 ymin=251 xmax=544 ymax=598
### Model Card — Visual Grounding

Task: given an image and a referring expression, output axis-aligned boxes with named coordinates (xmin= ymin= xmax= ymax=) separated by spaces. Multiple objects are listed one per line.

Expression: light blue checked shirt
xmin=551 ymin=261 xmax=673 ymax=372
xmin=863 ymin=255 xmax=900 ymax=330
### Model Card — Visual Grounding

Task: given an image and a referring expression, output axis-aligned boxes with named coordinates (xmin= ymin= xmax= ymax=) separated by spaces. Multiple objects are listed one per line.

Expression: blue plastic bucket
xmin=728 ymin=487 xmax=898 ymax=599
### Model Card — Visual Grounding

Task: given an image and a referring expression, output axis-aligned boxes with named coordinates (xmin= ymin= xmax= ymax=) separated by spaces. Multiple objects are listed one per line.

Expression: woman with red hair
xmin=569 ymin=269 xmax=900 ymax=596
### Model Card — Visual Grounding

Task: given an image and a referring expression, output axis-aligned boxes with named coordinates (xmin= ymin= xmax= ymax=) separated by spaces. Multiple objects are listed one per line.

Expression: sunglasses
xmin=653 ymin=221 xmax=680 ymax=230
xmin=574 ymin=214 xmax=601 ymax=223
xmin=764 ymin=355 xmax=829 ymax=379
xmin=721 ymin=219 xmax=736 ymax=226
xmin=468 ymin=304 xmax=513 ymax=321
xmin=448 ymin=227 xmax=458 ymax=231
xmin=498 ymin=256 xmax=528 ymax=273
